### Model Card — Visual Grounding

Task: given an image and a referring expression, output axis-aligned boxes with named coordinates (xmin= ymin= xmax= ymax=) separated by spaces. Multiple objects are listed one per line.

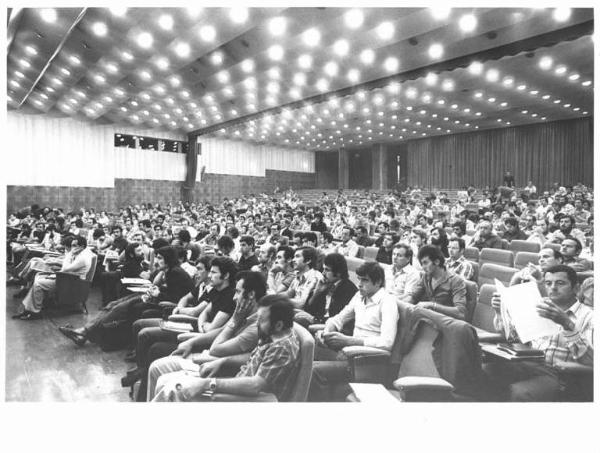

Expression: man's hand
xmin=526 ymin=263 xmax=542 ymax=281
xmin=491 ymin=293 xmax=501 ymax=314
xmin=198 ymin=358 xmax=225 ymax=378
xmin=536 ymin=298 xmax=574 ymax=330
xmin=416 ymin=301 xmax=435 ymax=310
xmin=172 ymin=338 xmax=195 ymax=358
xmin=174 ymin=376 xmax=210 ymax=401
xmin=232 ymin=296 xmax=253 ymax=325
xmin=323 ymin=331 xmax=358 ymax=350
xmin=147 ymin=285 xmax=160 ymax=298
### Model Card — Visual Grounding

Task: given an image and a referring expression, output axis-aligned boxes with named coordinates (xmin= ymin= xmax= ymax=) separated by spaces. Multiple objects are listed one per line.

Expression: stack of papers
xmin=349 ymin=383 xmax=399 ymax=403
xmin=121 ymin=278 xmax=151 ymax=286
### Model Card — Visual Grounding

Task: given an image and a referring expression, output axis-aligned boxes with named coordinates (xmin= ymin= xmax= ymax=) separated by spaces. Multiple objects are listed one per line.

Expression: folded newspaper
xmin=495 ymin=279 xmax=560 ymax=343
xmin=121 ymin=278 xmax=151 ymax=286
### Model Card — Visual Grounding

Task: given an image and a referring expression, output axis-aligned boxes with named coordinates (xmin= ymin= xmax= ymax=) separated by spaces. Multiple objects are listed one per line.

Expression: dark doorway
xmin=348 ymin=148 xmax=373 ymax=189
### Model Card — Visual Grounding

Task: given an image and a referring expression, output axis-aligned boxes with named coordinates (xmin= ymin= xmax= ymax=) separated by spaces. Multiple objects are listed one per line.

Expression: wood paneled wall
xmin=406 ymin=117 xmax=593 ymax=190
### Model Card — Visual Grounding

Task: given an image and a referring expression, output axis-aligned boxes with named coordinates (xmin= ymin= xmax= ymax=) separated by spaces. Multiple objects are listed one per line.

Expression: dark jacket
xmin=304 ymin=278 xmax=358 ymax=322
xmin=375 ymin=247 xmax=393 ymax=265
xmin=159 ymin=265 xmax=194 ymax=303
xmin=391 ymin=303 xmax=484 ymax=398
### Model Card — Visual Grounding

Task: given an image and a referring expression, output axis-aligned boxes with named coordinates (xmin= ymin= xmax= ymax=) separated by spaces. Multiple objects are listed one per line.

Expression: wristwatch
xmin=209 ymin=378 xmax=217 ymax=393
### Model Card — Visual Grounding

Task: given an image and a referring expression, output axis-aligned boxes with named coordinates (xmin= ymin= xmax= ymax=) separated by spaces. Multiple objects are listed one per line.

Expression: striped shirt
xmin=287 ymin=268 xmax=323 ymax=309
xmin=446 ymin=256 xmax=475 ymax=281
xmin=236 ymin=330 xmax=300 ymax=401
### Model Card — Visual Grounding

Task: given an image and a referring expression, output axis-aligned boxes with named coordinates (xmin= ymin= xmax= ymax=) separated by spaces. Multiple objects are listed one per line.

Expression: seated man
xmin=375 ymin=232 xmax=397 ymax=265
xmin=355 ymin=226 xmax=374 ymax=247
xmin=545 ymin=215 xmax=587 ymax=248
xmin=293 ymin=253 xmax=357 ymax=328
xmin=151 ymin=294 xmax=299 ymax=402
xmin=485 ymin=265 xmax=593 ymax=401
xmin=470 ymin=220 xmax=503 ymax=250
xmin=237 ymin=235 xmax=259 ymax=271
xmin=446 ymin=238 xmax=475 ymax=281
xmin=558 ymin=237 xmax=592 ymax=272
xmin=285 ymin=246 xmax=323 ymax=310
xmin=140 ymin=271 xmax=265 ymax=401
xmin=13 ymin=235 xmax=94 ymax=320
xmin=335 ymin=226 xmax=359 ymax=258
xmin=510 ymin=247 xmax=563 ymax=295
xmin=310 ymin=261 xmax=399 ymax=401
xmin=502 ymin=217 xmax=528 ymax=242
xmin=267 ymin=246 xmax=296 ymax=294
xmin=400 ymin=245 xmax=467 ymax=321
xmin=318 ymin=232 xmax=337 ymax=255
xmin=251 ymin=244 xmax=277 ymax=279
xmin=385 ymin=243 xmax=420 ymax=298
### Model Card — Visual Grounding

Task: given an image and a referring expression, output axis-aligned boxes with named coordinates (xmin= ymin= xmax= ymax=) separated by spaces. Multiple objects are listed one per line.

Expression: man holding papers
xmin=486 ymin=265 xmax=593 ymax=401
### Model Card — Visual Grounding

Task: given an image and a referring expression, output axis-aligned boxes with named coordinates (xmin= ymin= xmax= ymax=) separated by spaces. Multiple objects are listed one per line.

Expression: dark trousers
xmin=483 ymin=360 xmax=563 ymax=402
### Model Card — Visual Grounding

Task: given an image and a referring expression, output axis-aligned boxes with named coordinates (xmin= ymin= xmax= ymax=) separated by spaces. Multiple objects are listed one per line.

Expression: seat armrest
xmin=474 ymin=328 xmax=505 ymax=344
xmin=393 ymin=376 xmax=455 ymax=402
xmin=342 ymin=346 xmax=391 ymax=359
xmin=308 ymin=324 xmax=326 ymax=334
xmin=204 ymin=392 xmax=278 ymax=403
xmin=553 ymin=361 xmax=593 ymax=376
xmin=56 ymin=271 xmax=79 ymax=280
xmin=159 ymin=301 xmax=177 ymax=309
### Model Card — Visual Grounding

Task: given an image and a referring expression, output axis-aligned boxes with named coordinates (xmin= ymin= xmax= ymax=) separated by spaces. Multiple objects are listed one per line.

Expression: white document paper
xmin=348 ymin=383 xmax=399 ymax=403
xmin=121 ymin=278 xmax=151 ymax=285
xmin=495 ymin=279 xmax=560 ymax=343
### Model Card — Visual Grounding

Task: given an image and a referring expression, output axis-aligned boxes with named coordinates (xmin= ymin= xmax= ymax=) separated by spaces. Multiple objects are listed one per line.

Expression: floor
xmin=5 ymin=273 xmax=132 ymax=402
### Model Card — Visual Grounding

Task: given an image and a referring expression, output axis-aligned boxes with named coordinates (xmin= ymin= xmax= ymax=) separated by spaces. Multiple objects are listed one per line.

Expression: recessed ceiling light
xmin=302 ymin=28 xmax=321 ymax=46
xmin=9 ymin=80 xmax=20 ymax=88
xmin=199 ymin=25 xmax=216 ymax=42
xmin=158 ymin=14 xmax=174 ymax=30
xmin=459 ymin=14 xmax=477 ymax=32
xmin=94 ymin=74 xmax=106 ymax=84
xmin=502 ymin=77 xmax=514 ymax=86
xmin=241 ymin=59 xmax=254 ymax=73
xmin=360 ymin=49 xmax=375 ymax=66
xmin=14 ymin=71 xmax=24 ymax=78
xmin=19 ymin=59 xmax=31 ymax=68
xmin=582 ymin=80 xmax=592 ymax=87
xmin=293 ymin=73 xmax=306 ymax=86
xmin=121 ymin=51 xmax=134 ymax=61
xmin=442 ymin=79 xmax=455 ymax=91
xmin=425 ymin=72 xmax=438 ymax=86
xmin=539 ymin=56 xmax=553 ymax=70
xmin=298 ymin=54 xmax=312 ymax=69
xmin=136 ymin=32 xmax=154 ymax=49
xmin=25 ymin=45 xmax=37 ymax=56
xmin=486 ymin=69 xmax=500 ymax=82
xmin=40 ymin=9 xmax=57 ymax=23
xmin=517 ymin=84 xmax=526 ymax=90
xmin=553 ymin=7 xmax=572 ymax=22
xmin=568 ymin=73 xmax=580 ymax=81
xmin=376 ymin=21 xmax=395 ymax=40
xmin=333 ymin=39 xmax=350 ymax=57
xmin=324 ymin=61 xmax=339 ymax=77
xmin=175 ymin=42 xmax=191 ymax=58
xmin=229 ymin=7 xmax=249 ymax=24
xmin=344 ymin=9 xmax=364 ymax=29
xmin=500 ymin=102 xmax=508 ymax=107
xmin=474 ymin=92 xmax=483 ymax=98
xmin=268 ymin=17 xmax=287 ymax=36
xmin=91 ymin=21 xmax=108 ymax=37
xmin=109 ymin=7 xmax=128 ymax=17
xmin=106 ymin=62 xmax=119 ymax=73
xmin=554 ymin=65 xmax=567 ymax=75
xmin=384 ymin=57 xmax=399 ymax=72
xmin=268 ymin=45 xmax=284 ymax=61
xmin=468 ymin=61 xmax=483 ymax=75
xmin=316 ymin=78 xmax=329 ymax=92
xmin=428 ymin=43 xmax=444 ymax=59
xmin=60 ymin=67 xmax=70 ymax=76
xmin=216 ymin=71 xmax=230 ymax=83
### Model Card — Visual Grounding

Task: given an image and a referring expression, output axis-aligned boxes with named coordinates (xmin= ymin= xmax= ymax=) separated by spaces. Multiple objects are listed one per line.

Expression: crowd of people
xmin=5 ymin=180 xmax=594 ymax=402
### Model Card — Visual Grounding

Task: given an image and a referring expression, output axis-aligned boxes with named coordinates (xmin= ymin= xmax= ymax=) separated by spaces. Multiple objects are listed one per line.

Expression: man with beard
xmin=545 ymin=215 xmax=586 ymax=248
xmin=375 ymin=232 xmax=397 ymax=265
xmin=151 ymin=294 xmax=299 ymax=402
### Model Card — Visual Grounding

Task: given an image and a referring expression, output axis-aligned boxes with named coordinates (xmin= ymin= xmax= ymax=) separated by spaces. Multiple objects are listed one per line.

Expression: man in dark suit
xmin=293 ymin=253 xmax=357 ymax=329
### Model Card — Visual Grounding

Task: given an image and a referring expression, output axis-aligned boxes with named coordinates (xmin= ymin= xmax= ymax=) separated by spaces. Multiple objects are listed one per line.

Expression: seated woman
xmin=57 ymin=245 xmax=193 ymax=346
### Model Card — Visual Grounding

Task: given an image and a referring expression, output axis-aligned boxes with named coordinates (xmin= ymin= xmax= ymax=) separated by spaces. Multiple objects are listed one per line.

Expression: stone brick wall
xmin=7 ymin=170 xmax=316 ymax=213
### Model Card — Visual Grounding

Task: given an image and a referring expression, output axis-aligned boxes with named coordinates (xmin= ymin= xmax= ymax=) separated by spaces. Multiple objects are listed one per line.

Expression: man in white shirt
xmin=385 ymin=243 xmax=420 ymax=298
xmin=335 ymin=226 xmax=359 ymax=258
xmin=309 ymin=261 xmax=399 ymax=401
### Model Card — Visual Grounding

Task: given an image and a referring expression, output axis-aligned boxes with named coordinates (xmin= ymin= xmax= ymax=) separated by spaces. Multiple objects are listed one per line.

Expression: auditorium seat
xmin=464 ymin=247 xmax=479 ymax=263
xmin=478 ymin=263 xmax=518 ymax=288
xmin=479 ymin=248 xmax=514 ymax=268
xmin=514 ymin=252 xmax=539 ymax=270
xmin=356 ymin=245 xmax=365 ymax=259
xmin=544 ymin=243 xmax=561 ymax=253
xmin=470 ymin=262 xmax=479 ymax=283
xmin=55 ymin=253 xmax=98 ymax=313
xmin=508 ymin=240 xmax=540 ymax=254
xmin=470 ymin=284 xmax=504 ymax=343
xmin=363 ymin=246 xmax=378 ymax=262
xmin=346 ymin=257 xmax=365 ymax=285
xmin=464 ymin=280 xmax=478 ymax=323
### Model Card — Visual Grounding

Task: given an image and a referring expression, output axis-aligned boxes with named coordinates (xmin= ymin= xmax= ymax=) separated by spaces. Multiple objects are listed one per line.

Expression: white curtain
xmin=197 ymin=136 xmax=315 ymax=180
xmin=113 ymin=148 xmax=186 ymax=181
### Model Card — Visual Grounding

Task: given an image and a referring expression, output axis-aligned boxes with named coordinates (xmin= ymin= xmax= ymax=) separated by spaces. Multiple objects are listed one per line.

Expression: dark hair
xmin=544 ymin=264 xmax=578 ymax=288
xmin=383 ymin=232 xmax=399 ymax=244
xmin=140 ymin=219 xmax=151 ymax=228
xmin=452 ymin=221 xmax=466 ymax=236
xmin=541 ymin=247 xmax=563 ymax=261
xmin=174 ymin=245 xmax=188 ymax=262
xmin=156 ymin=246 xmax=179 ymax=269
xmin=196 ymin=255 xmax=213 ymax=271
xmin=178 ymin=229 xmax=191 ymax=243
xmin=356 ymin=261 xmax=385 ymax=287
xmin=211 ymin=256 xmax=238 ymax=285
xmin=277 ymin=245 xmax=295 ymax=261
xmin=356 ymin=226 xmax=368 ymax=235
xmin=152 ymin=238 xmax=169 ymax=250
xmin=125 ymin=242 xmax=142 ymax=261
xmin=217 ymin=235 xmax=235 ymax=251
xmin=240 ymin=235 xmax=255 ymax=248
xmin=417 ymin=245 xmax=446 ymax=268
xmin=322 ymin=231 xmax=333 ymax=243
xmin=227 ymin=226 xmax=240 ymax=239
xmin=71 ymin=235 xmax=87 ymax=248
xmin=92 ymin=228 xmax=105 ymax=240
xmin=504 ymin=217 xmax=519 ymax=227
xmin=302 ymin=231 xmax=318 ymax=244
xmin=449 ymin=237 xmax=466 ymax=251
xmin=562 ymin=236 xmax=583 ymax=253
xmin=75 ymin=219 xmax=84 ymax=228
xmin=236 ymin=270 xmax=267 ymax=302
xmin=296 ymin=246 xmax=318 ymax=269
xmin=257 ymin=294 xmax=295 ymax=330
xmin=342 ymin=226 xmax=355 ymax=236
xmin=323 ymin=253 xmax=349 ymax=280
xmin=112 ymin=225 xmax=122 ymax=233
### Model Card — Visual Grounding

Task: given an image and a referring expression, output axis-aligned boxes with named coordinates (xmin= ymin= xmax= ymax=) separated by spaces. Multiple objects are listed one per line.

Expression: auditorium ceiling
xmin=6 ymin=7 xmax=594 ymax=151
